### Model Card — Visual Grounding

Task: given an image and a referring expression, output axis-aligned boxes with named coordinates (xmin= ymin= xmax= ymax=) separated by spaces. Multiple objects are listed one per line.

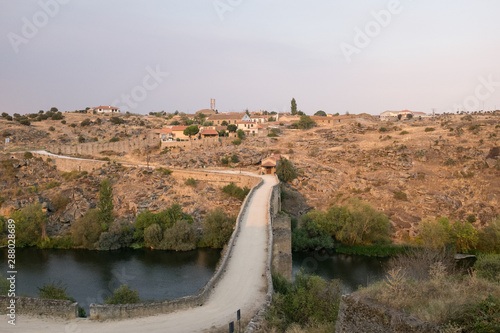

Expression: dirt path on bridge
xmin=1 ymin=156 xmax=277 ymax=332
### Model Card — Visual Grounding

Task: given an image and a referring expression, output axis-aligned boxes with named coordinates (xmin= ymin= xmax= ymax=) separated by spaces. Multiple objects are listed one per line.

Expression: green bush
xmin=266 ymin=271 xmax=341 ymax=331
xmin=296 ymin=199 xmax=392 ymax=248
xmin=474 ymin=254 xmax=500 ymax=283
xmin=109 ymin=117 xmax=124 ymax=125
xmin=447 ymin=294 xmax=500 ymax=332
xmin=24 ymin=151 xmax=33 ymax=159
xmin=276 ymin=158 xmax=297 ymax=183
xmin=48 ymin=126 xmax=55 ymax=131
xmin=9 ymin=203 xmax=47 ymax=247
xmin=80 ymin=118 xmax=91 ymax=127
xmin=232 ymin=138 xmax=242 ymax=145
xmin=202 ymin=208 xmax=235 ymax=248
xmin=109 ymin=137 xmax=120 ymax=142
xmin=393 ymin=191 xmax=408 ymax=201
xmin=71 ymin=209 xmax=102 ymax=249
xmin=424 ymin=127 xmax=435 ymax=132
xmin=43 ymin=181 xmax=60 ymax=190
xmin=105 ymin=285 xmax=141 ymax=304
xmin=477 ymin=216 xmax=500 ymax=253
xmin=230 ymin=154 xmax=239 ymax=163
xmin=144 ymin=223 xmax=163 ymax=248
xmin=155 ymin=167 xmax=173 ymax=175
xmin=185 ymin=177 xmax=197 ymax=187
xmin=133 ymin=203 xmax=192 ymax=242
xmin=51 ymin=194 xmax=70 ymax=211
xmin=222 ymin=182 xmax=250 ymax=201
xmin=37 ymin=281 xmax=71 ymax=300
xmin=399 ymin=131 xmax=409 ymax=135
xmin=160 ymin=220 xmax=197 ymax=251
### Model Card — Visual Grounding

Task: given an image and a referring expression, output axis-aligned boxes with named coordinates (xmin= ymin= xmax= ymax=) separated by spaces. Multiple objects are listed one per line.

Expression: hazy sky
xmin=1 ymin=0 xmax=500 ymax=115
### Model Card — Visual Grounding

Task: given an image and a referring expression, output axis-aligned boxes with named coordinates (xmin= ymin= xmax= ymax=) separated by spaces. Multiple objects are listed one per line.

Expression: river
xmin=0 ymin=247 xmax=221 ymax=314
xmin=292 ymin=251 xmax=390 ymax=293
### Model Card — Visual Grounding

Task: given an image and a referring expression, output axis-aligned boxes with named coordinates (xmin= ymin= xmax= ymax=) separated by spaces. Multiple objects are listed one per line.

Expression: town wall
xmin=44 ymin=135 xmax=159 ymax=156
xmin=0 ymin=296 xmax=77 ymax=319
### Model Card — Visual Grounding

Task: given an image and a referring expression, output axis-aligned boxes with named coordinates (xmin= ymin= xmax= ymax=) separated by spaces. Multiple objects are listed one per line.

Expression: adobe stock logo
xmin=340 ymin=0 xmax=406 ymax=64
xmin=447 ymin=74 xmax=499 ymax=113
xmin=213 ymin=0 xmax=244 ymax=21
xmin=7 ymin=0 xmax=71 ymax=54
xmin=111 ymin=65 xmax=169 ymax=112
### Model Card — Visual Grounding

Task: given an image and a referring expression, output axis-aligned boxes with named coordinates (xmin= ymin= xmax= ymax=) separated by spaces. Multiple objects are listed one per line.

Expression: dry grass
xmin=359 ymin=263 xmax=500 ymax=325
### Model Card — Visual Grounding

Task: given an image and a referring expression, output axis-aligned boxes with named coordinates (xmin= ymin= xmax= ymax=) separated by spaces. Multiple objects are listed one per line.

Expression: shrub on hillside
xmin=266 ymin=271 xmax=341 ymax=332
xmin=276 ymin=158 xmax=297 ymax=183
xmin=222 ymin=182 xmax=250 ymax=201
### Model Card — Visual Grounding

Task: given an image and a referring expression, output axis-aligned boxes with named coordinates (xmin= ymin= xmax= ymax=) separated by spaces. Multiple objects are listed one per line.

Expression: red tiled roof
xmin=261 ymin=160 xmax=276 ymax=167
xmin=201 ymin=129 xmax=218 ymax=135
xmin=93 ymin=105 xmax=118 ymax=109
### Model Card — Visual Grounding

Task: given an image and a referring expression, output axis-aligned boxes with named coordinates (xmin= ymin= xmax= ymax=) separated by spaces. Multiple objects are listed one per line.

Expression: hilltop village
xmin=0 ymin=105 xmax=499 ymax=243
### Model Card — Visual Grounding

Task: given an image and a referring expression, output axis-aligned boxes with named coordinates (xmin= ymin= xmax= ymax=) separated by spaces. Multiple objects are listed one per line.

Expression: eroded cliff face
xmin=335 ymin=294 xmax=438 ymax=333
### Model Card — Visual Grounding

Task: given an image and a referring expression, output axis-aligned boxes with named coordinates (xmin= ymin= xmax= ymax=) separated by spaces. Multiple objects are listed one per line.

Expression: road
xmin=1 ymin=152 xmax=277 ymax=332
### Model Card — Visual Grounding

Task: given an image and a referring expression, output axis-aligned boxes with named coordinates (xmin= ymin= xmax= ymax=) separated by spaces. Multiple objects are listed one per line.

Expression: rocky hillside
xmin=0 ymin=156 xmax=243 ymax=237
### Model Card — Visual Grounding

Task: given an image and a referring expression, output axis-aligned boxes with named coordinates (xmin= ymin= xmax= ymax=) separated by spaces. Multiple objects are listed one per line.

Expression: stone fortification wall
xmin=0 ymin=296 xmax=77 ymax=319
xmin=45 ymin=135 xmax=158 ymax=156
xmin=89 ymin=177 xmax=264 ymax=320
xmin=161 ymin=136 xmax=236 ymax=150
xmin=170 ymin=170 xmax=260 ymax=189
xmin=31 ymin=152 xmax=260 ymax=189
xmin=335 ymin=294 xmax=438 ymax=333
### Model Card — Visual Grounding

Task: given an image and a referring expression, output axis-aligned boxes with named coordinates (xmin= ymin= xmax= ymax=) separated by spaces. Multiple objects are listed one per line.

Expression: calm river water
xmin=292 ymin=251 xmax=390 ymax=294
xmin=0 ymin=247 xmax=221 ymax=313
xmin=0 ymin=247 xmax=389 ymax=315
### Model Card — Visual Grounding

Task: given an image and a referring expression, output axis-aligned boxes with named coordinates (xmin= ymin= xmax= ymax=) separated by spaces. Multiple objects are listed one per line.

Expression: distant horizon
xmin=2 ymin=1 xmax=500 ymax=116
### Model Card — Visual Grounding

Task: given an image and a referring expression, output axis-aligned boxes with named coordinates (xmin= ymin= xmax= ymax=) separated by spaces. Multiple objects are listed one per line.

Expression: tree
xmin=183 ymin=125 xmax=199 ymax=138
xmin=291 ymin=98 xmax=298 ymax=115
xmin=221 ymin=120 xmax=228 ymax=126
xmin=314 ymin=110 xmax=326 ymax=117
xmin=144 ymin=223 xmax=163 ymax=248
xmin=194 ymin=113 xmax=207 ymax=124
xmin=297 ymin=115 xmax=315 ymax=129
xmin=237 ymin=129 xmax=245 ymax=139
xmin=452 ymin=221 xmax=478 ymax=253
xmin=202 ymin=208 xmax=235 ymax=248
xmin=9 ymin=203 xmax=48 ymax=246
xmin=416 ymin=217 xmax=454 ymax=250
xmin=71 ymin=209 xmax=101 ymax=249
xmin=160 ymin=220 xmax=197 ymax=251
xmin=98 ymin=179 xmax=114 ymax=230
xmin=276 ymin=158 xmax=297 ymax=183
xmin=227 ymin=124 xmax=237 ymax=132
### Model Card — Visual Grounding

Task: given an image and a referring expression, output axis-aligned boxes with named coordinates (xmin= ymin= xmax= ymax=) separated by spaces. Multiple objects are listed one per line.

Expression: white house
xmin=88 ymin=106 xmax=120 ymax=114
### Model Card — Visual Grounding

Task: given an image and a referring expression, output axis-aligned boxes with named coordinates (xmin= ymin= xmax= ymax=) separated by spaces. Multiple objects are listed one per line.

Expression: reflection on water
xmin=0 ymin=247 xmax=221 ymax=313
xmin=292 ymin=250 xmax=389 ymax=294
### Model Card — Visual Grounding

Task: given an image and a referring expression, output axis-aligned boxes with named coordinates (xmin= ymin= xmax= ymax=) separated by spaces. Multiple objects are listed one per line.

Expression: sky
xmin=1 ymin=0 xmax=500 ymax=115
